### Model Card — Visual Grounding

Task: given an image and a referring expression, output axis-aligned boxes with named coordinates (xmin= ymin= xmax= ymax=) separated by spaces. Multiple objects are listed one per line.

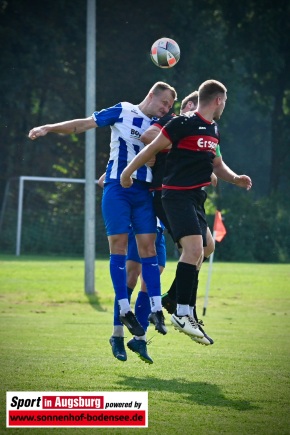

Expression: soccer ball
xmin=150 ymin=37 xmax=180 ymax=68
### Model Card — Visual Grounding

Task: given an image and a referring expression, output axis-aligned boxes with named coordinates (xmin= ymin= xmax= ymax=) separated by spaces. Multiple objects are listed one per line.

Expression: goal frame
xmin=15 ymin=176 xmax=99 ymax=256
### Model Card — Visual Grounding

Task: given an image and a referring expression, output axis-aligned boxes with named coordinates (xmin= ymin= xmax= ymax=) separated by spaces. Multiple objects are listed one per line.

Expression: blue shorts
xmin=102 ymin=181 xmax=156 ymax=236
xmin=127 ymin=226 xmax=166 ymax=267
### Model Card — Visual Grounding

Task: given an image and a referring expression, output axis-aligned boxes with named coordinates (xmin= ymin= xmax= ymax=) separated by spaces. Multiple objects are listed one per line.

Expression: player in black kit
xmin=120 ymin=80 xmax=252 ymax=341
xmin=142 ymin=91 xmax=217 ymax=345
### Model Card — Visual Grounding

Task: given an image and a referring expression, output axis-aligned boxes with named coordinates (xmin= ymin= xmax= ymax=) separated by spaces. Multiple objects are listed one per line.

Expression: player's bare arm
xmin=140 ymin=125 xmax=162 ymax=145
xmin=28 ymin=116 xmax=97 ymax=140
xmin=141 ymin=125 xmax=172 ymax=149
xmin=141 ymin=126 xmax=162 ymax=167
xmin=141 ymin=125 xmax=172 ymax=167
xmin=213 ymin=156 xmax=252 ymax=190
xmin=120 ymin=133 xmax=171 ymax=188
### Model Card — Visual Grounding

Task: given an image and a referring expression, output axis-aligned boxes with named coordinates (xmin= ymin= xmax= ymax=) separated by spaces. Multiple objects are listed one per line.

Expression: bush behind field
xmin=0 ymin=186 xmax=289 ymax=263
xmin=210 ymin=191 xmax=290 ymax=263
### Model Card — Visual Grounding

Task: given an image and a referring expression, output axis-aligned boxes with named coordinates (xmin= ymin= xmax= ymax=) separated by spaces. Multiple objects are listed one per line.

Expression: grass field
xmin=0 ymin=255 xmax=290 ymax=435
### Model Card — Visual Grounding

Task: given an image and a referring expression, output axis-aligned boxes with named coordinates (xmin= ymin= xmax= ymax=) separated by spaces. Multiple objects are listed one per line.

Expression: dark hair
xmin=181 ymin=91 xmax=198 ymax=110
xmin=198 ymin=80 xmax=227 ymax=104
xmin=150 ymin=81 xmax=177 ymax=100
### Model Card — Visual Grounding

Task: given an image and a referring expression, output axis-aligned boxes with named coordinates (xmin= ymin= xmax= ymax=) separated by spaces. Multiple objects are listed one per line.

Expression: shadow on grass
xmin=116 ymin=376 xmax=259 ymax=411
xmin=86 ymin=293 xmax=106 ymax=313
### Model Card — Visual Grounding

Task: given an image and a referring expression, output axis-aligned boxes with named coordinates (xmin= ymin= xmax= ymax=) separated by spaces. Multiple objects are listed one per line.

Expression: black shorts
xmin=152 ymin=190 xmax=173 ymax=237
xmin=161 ymin=188 xmax=208 ymax=246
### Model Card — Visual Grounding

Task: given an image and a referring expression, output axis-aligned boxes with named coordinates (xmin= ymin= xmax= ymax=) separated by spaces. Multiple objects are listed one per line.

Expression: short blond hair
xmin=150 ymin=81 xmax=177 ymax=101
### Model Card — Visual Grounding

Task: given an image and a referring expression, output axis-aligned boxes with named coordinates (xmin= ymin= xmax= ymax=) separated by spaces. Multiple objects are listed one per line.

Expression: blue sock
xmin=135 ymin=291 xmax=151 ymax=331
xmin=113 ymin=287 xmax=133 ymax=326
xmin=110 ymin=254 xmax=127 ymax=301
xmin=141 ymin=256 xmax=161 ymax=297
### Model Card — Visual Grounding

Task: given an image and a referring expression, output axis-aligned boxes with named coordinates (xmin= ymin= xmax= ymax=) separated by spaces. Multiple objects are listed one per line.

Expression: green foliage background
xmin=0 ymin=0 xmax=289 ymax=261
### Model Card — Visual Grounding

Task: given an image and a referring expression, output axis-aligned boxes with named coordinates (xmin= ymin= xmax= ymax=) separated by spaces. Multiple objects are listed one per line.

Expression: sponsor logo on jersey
xmin=178 ymin=135 xmax=218 ymax=152
xmin=130 ymin=128 xmax=141 ymax=139
xmin=197 ymin=137 xmax=217 ymax=150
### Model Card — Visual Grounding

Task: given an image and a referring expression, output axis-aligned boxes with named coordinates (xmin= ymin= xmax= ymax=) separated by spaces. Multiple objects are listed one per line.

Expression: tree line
xmin=0 ymin=0 xmax=289 ymax=261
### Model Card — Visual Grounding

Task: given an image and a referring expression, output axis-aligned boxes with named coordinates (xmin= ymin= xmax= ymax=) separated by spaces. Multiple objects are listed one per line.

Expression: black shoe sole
xmin=148 ymin=314 xmax=167 ymax=335
xmin=119 ymin=316 xmax=145 ymax=337
xmin=153 ymin=324 xmax=167 ymax=335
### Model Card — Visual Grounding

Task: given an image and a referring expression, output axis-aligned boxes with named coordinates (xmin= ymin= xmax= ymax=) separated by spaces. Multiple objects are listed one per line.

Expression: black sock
xmin=193 ymin=305 xmax=198 ymax=321
xmin=176 ymin=262 xmax=197 ymax=305
xmin=189 ymin=270 xmax=199 ymax=307
xmin=167 ymin=277 xmax=176 ymax=300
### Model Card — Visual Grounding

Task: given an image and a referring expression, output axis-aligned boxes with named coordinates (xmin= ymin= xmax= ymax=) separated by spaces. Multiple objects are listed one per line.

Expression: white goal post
xmin=16 ymin=176 xmax=99 ymax=256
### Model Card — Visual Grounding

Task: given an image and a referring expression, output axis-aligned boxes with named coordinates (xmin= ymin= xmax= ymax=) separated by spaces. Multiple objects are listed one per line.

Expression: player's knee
xmin=108 ymin=235 xmax=128 ymax=255
xmin=180 ymin=245 xmax=203 ymax=265
xmin=137 ymin=244 xmax=157 ymax=258
xmin=135 ymin=234 xmax=157 ymax=258
xmin=205 ymin=230 xmax=215 ymax=257
xmin=204 ymin=240 xmax=215 ymax=258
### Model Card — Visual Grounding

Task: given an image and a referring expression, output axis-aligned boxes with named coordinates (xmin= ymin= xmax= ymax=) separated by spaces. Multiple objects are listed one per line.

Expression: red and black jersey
xmin=161 ymin=111 xmax=220 ymax=190
xmin=151 ymin=113 xmax=176 ymax=190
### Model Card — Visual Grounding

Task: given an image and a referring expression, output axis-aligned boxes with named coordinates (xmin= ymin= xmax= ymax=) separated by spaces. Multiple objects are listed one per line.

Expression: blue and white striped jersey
xmin=93 ymin=102 xmax=157 ymax=183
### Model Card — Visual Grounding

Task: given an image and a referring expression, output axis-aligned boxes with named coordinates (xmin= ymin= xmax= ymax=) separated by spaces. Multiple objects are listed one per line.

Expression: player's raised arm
xmin=120 ymin=133 xmax=171 ymax=188
xmin=28 ymin=116 xmax=97 ymax=140
xmin=213 ymin=156 xmax=252 ymax=190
